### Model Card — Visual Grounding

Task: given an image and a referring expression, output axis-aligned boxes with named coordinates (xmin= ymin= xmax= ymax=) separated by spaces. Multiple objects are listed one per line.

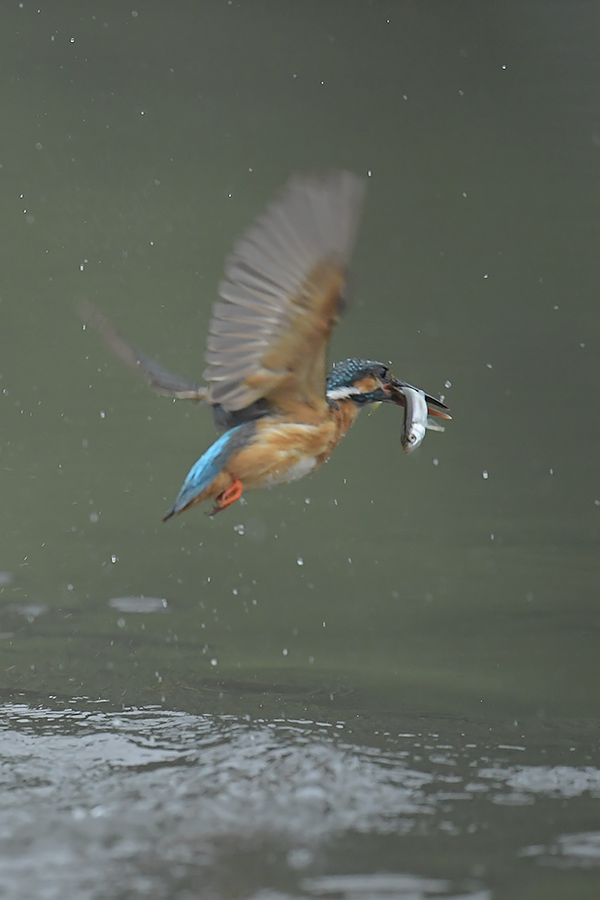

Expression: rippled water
xmin=0 ymin=701 xmax=598 ymax=899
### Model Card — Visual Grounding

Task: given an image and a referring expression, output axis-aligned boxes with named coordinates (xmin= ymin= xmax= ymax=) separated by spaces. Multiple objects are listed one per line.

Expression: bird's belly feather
xmin=227 ymin=417 xmax=345 ymax=491
xmin=264 ymin=454 xmax=318 ymax=486
xmin=194 ymin=403 xmax=358 ymax=504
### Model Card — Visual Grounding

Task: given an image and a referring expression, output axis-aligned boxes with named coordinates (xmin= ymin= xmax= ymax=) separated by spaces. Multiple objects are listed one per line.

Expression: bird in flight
xmin=81 ymin=171 xmax=450 ymax=520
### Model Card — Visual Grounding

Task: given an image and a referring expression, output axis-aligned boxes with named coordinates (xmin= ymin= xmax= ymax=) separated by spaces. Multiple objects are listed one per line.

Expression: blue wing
xmin=163 ymin=423 xmax=252 ymax=520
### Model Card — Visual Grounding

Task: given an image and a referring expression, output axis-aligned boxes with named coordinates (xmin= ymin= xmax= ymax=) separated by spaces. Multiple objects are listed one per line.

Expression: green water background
xmin=0 ymin=4 xmax=599 ymax=898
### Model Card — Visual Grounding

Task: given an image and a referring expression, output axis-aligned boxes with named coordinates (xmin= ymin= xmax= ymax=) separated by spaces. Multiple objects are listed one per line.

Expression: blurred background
xmin=0 ymin=3 xmax=599 ymax=899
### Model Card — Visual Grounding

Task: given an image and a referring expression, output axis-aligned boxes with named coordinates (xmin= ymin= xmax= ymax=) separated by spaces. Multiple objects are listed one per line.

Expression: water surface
xmin=1 ymin=2 xmax=599 ymax=898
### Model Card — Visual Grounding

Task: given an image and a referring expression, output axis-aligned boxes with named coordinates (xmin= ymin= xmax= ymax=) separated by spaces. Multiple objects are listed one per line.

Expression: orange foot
xmin=209 ymin=477 xmax=244 ymax=516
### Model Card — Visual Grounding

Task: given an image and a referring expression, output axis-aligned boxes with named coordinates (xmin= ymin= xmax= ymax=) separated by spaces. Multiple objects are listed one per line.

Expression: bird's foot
xmin=208 ymin=477 xmax=244 ymax=516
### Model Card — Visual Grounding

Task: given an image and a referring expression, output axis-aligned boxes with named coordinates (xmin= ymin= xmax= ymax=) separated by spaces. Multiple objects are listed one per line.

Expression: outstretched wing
xmin=79 ymin=299 xmax=207 ymax=401
xmin=204 ymin=171 xmax=366 ymax=420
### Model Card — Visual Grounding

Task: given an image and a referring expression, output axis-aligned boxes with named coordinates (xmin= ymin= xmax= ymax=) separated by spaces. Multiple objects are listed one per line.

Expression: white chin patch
xmin=326 ymin=386 xmax=362 ymax=401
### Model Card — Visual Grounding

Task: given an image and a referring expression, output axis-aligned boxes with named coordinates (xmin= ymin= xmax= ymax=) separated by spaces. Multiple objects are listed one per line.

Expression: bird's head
xmin=326 ymin=357 xmax=450 ymax=416
xmin=326 ymin=358 xmax=399 ymax=406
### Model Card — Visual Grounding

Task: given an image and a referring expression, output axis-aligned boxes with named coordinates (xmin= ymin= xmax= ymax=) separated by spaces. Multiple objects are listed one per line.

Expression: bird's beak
xmin=385 ymin=380 xmax=451 ymax=420
xmin=427 ymin=407 xmax=452 ymax=420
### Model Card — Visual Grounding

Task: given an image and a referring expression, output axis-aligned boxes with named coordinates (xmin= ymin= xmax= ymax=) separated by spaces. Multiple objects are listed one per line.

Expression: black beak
xmin=387 ymin=377 xmax=451 ymax=419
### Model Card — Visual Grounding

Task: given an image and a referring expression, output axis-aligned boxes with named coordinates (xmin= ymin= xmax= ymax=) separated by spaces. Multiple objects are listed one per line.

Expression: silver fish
xmin=401 ymin=386 xmax=429 ymax=453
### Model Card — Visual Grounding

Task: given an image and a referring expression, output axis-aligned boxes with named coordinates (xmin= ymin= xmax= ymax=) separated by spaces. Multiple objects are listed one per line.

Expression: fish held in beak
xmin=400 ymin=386 xmax=429 ymax=453
xmin=386 ymin=380 xmax=451 ymax=453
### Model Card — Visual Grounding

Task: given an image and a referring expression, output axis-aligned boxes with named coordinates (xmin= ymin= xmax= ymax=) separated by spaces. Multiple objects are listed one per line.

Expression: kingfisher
xmin=82 ymin=171 xmax=450 ymax=520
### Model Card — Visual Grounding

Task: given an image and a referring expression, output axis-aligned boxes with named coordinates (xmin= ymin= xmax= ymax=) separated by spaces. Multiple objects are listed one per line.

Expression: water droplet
xmin=5 ymin=603 xmax=47 ymax=622
xmin=287 ymin=847 xmax=313 ymax=869
xmin=296 ymin=557 xmax=304 ymax=566
xmin=109 ymin=596 xmax=168 ymax=613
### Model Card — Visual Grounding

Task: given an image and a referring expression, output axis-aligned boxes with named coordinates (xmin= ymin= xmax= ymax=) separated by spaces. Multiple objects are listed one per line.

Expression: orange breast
xmin=195 ymin=401 xmax=359 ymax=504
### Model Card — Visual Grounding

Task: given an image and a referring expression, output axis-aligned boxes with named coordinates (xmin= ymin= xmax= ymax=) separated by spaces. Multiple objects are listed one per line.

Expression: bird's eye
xmin=376 ymin=365 xmax=388 ymax=380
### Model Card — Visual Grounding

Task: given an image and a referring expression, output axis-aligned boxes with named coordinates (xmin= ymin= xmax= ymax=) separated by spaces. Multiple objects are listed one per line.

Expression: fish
xmin=384 ymin=380 xmax=451 ymax=454
xmin=399 ymin=384 xmax=450 ymax=454
xmin=400 ymin=386 xmax=429 ymax=453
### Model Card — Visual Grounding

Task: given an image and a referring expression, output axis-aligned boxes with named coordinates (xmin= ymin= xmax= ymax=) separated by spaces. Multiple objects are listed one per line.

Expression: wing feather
xmin=204 ymin=171 xmax=365 ymax=415
xmin=78 ymin=299 xmax=207 ymax=401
